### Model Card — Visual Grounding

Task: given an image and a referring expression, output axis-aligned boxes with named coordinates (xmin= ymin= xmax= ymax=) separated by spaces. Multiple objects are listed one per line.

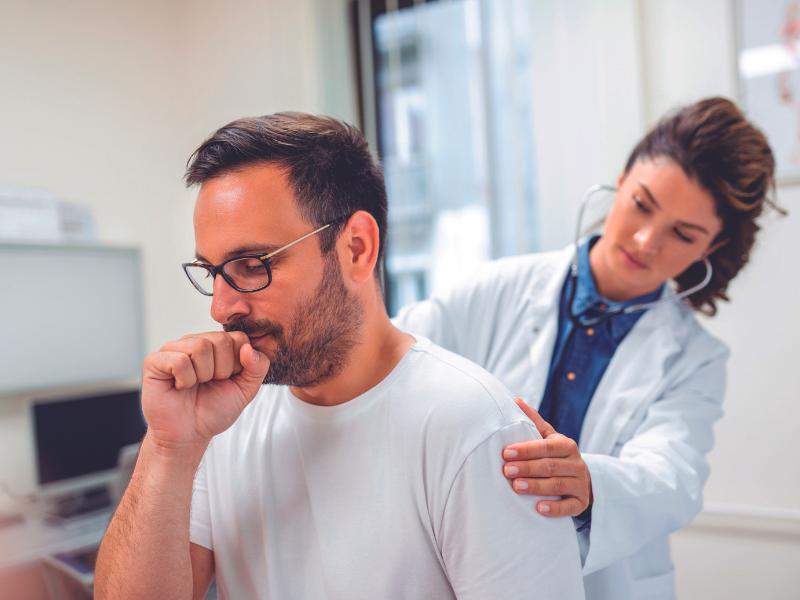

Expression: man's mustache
xmin=223 ymin=318 xmax=284 ymax=339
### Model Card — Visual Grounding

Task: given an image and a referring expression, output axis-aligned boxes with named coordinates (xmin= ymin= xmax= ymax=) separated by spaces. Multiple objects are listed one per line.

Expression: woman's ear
xmin=702 ymin=238 xmax=729 ymax=259
xmin=338 ymin=210 xmax=380 ymax=283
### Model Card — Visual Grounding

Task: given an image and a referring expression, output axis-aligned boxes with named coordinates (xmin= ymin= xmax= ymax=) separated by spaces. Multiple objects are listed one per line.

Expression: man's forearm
xmin=94 ymin=432 xmax=207 ymax=600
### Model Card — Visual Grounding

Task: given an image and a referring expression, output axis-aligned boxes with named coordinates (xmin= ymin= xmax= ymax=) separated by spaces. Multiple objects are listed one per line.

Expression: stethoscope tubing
xmin=569 ymin=184 xmax=713 ymax=328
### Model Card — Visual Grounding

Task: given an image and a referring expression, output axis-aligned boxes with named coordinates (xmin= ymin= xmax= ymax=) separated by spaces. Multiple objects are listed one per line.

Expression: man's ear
xmin=337 ymin=211 xmax=380 ymax=283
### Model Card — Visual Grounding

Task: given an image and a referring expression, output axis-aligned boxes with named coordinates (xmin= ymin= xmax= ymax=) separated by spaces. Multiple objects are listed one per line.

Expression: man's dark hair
xmin=185 ymin=112 xmax=388 ymax=275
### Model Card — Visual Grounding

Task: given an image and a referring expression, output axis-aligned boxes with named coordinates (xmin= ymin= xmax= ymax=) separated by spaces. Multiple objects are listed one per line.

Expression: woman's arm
xmin=580 ymin=352 xmax=725 ymax=573
xmin=503 ymin=347 xmax=726 ymax=573
xmin=393 ymin=254 xmax=542 ymax=365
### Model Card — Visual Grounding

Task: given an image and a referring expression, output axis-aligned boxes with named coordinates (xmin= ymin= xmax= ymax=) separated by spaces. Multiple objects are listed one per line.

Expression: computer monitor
xmin=0 ymin=243 xmax=145 ymax=395
xmin=31 ymin=388 xmax=147 ymax=498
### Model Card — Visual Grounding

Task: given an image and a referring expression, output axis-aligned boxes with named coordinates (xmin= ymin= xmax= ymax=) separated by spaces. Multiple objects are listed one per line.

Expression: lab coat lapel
xmin=579 ymin=300 xmax=683 ymax=455
xmin=524 ymin=247 xmax=573 ymax=410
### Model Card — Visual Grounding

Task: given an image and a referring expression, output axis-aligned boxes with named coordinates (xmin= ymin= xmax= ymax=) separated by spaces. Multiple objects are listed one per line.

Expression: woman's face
xmin=590 ymin=157 xmax=724 ymax=301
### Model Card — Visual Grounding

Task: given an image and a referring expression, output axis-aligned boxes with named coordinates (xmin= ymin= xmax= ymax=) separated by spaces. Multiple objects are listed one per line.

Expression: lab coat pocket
xmin=631 ymin=569 xmax=675 ymax=599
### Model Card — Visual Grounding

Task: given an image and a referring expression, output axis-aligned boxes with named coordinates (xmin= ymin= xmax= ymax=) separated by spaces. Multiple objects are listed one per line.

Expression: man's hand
xmin=502 ymin=398 xmax=593 ymax=517
xmin=142 ymin=331 xmax=270 ymax=452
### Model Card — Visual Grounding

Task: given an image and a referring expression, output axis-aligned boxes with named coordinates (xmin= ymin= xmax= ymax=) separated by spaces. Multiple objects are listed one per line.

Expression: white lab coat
xmin=394 ymin=246 xmax=728 ymax=600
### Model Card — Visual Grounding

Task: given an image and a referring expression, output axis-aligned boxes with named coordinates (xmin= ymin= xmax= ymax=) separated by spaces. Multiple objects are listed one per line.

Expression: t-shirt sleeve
xmin=438 ymin=422 xmax=585 ymax=599
xmin=189 ymin=453 xmax=213 ymax=551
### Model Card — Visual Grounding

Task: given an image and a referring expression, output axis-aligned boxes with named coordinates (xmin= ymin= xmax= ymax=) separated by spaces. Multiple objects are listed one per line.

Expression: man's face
xmin=193 ymin=163 xmax=363 ymax=387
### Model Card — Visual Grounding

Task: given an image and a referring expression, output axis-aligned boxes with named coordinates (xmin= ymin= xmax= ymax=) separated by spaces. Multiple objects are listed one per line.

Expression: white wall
xmin=0 ymin=0 xmax=340 ymax=499
xmin=527 ymin=0 xmax=646 ymax=251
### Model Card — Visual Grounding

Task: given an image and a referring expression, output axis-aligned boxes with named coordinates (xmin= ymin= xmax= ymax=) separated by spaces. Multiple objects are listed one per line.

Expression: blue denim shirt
xmin=538 ymin=237 xmax=663 ymax=445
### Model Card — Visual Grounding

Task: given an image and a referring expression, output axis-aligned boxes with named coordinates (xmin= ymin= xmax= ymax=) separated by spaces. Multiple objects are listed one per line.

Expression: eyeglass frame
xmin=181 ymin=215 xmax=349 ymax=297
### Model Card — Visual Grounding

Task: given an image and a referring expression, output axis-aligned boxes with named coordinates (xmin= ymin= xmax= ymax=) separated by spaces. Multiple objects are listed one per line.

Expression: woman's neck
xmin=588 ymin=237 xmax=655 ymax=302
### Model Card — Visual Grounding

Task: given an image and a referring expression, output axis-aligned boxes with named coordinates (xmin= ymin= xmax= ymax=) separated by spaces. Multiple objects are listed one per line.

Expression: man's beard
xmin=224 ymin=255 xmax=363 ymax=387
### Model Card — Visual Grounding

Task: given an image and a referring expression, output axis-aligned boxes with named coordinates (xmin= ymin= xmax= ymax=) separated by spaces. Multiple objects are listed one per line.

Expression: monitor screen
xmin=32 ymin=389 xmax=146 ymax=486
xmin=0 ymin=244 xmax=144 ymax=395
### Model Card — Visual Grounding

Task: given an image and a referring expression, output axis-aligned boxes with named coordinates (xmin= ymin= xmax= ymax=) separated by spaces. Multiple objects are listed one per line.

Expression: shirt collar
xmin=571 ymin=236 xmax=663 ymax=341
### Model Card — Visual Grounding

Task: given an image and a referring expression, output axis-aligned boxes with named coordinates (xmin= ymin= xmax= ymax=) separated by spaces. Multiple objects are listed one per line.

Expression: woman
xmin=394 ymin=97 xmax=781 ymax=599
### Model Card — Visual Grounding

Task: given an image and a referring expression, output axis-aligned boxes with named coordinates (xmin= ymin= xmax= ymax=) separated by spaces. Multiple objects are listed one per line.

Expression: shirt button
xmin=566 ymin=371 xmax=577 ymax=381
xmin=586 ymin=328 xmax=595 ymax=336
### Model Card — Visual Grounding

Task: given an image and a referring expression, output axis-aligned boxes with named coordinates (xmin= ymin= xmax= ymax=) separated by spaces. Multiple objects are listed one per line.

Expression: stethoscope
xmin=566 ymin=184 xmax=714 ymax=329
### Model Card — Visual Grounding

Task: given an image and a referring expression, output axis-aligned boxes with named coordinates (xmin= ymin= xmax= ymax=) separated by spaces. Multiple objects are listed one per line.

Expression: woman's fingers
xmin=536 ymin=497 xmax=585 ymax=517
xmin=508 ymin=476 xmax=581 ymax=497
xmin=513 ymin=397 xmax=556 ymax=437
xmin=502 ymin=403 xmax=593 ymax=517
xmin=503 ymin=457 xmax=581 ymax=478
xmin=503 ymin=434 xmax=578 ymax=460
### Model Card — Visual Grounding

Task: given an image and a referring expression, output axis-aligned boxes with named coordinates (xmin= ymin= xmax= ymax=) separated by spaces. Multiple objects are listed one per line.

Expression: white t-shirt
xmin=190 ymin=337 xmax=584 ymax=599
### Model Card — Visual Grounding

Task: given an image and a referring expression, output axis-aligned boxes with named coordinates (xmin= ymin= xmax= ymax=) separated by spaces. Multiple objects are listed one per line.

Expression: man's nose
xmin=210 ymin=274 xmax=251 ymax=325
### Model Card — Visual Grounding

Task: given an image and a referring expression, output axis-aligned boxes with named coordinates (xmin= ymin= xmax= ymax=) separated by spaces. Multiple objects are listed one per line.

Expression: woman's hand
xmin=503 ymin=398 xmax=593 ymax=517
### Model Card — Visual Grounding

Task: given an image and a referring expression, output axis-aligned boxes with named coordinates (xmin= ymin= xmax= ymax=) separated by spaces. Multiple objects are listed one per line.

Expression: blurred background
xmin=0 ymin=0 xmax=797 ymax=598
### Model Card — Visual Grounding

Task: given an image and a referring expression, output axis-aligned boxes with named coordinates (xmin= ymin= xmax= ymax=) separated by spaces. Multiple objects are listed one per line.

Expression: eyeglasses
xmin=182 ymin=219 xmax=343 ymax=296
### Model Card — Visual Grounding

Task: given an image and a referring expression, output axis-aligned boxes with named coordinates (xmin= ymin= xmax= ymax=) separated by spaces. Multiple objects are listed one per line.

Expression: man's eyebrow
xmin=638 ymin=181 xmax=710 ymax=235
xmin=194 ymin=244 xmax=283 ymax=263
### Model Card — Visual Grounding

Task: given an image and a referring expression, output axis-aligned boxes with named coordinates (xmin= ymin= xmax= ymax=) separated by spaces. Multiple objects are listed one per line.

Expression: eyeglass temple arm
xmin=260 ymin=223 xmax=332 ymax=260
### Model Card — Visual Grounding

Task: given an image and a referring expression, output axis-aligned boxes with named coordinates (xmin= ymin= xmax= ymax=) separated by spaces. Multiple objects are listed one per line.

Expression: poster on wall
xmin=738 ymin=0 xmax=800 ymax=183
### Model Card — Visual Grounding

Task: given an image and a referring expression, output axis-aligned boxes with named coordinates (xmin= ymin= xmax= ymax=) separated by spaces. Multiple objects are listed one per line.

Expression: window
xmin=354 ymin=0 xmax=538 ymax=314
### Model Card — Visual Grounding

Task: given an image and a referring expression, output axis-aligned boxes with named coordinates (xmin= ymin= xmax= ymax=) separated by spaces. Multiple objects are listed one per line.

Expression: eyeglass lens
xmin=185 ymin=257 xmax=270 ymax=294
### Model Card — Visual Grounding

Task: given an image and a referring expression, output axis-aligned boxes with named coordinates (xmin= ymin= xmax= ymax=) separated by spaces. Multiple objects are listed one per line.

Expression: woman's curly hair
xmin=624 ymin=97 xmax=783 ymax=315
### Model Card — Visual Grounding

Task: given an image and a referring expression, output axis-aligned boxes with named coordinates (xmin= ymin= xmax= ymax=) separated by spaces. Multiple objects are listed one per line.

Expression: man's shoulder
xmin=397 ymin=339 xmax=540 ymax=501
xmin=401 ymin=338 xmax=536 ymax=440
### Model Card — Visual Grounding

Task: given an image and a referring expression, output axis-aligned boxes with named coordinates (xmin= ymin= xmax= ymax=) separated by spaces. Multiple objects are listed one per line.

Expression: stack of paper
xmin=0 ymin=185 xmax=96 ymax=243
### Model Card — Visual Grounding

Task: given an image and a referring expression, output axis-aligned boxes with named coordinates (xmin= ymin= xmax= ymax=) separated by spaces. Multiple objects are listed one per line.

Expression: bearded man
xmin=94 ymin=113 xmax=584 ymax=600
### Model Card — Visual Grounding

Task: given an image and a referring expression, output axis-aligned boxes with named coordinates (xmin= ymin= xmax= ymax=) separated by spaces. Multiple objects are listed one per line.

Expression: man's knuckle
xmin=229 ymin=331 xmax=248 ymax=344
xmin=197 ymin=337 xmax=214 ymax=353
xmin=221 ymin=333 xmax=236 ymax=350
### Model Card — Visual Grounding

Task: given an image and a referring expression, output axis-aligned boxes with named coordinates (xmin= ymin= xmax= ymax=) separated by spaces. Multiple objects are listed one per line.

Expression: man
xmin=94 ymin=112 xmax=584 ymax=599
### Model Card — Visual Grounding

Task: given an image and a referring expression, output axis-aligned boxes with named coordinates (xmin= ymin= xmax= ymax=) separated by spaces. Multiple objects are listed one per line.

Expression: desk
xmin=0 ymin=509 xmax=218 ymax=600
xmin=0 ymin=509 xmax=111 ymax=600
